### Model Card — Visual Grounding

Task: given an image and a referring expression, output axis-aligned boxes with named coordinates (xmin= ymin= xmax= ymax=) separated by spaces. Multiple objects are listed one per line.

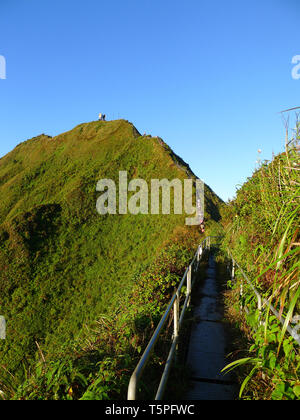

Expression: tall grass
xmin=221 ymin=117 xmax=300 ymax=399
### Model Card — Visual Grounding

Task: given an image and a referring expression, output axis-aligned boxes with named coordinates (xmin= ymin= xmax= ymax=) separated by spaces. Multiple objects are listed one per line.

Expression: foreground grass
xmin=5 ymin=228 xmax=200 ymax=400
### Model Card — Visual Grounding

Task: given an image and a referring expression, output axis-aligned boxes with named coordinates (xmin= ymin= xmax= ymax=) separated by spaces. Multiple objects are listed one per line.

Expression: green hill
xmin=220 ymin=140 xmax=299 ymax=400
xmin=0 ymin=119 xmax=222 ymax=399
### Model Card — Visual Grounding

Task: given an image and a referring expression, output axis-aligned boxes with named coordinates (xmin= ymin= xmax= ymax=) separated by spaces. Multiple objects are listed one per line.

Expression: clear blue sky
xmin=0 ymin=0 xmax=299 ymax=201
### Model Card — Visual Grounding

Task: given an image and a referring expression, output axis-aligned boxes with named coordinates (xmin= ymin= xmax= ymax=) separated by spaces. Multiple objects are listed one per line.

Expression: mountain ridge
xmin=0 ymin=119 xmax=223 ymax=397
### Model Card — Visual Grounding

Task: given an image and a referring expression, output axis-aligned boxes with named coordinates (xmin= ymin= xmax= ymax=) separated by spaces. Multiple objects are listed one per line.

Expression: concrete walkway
xmin=184 ymin=253 xmax=237 ymax=400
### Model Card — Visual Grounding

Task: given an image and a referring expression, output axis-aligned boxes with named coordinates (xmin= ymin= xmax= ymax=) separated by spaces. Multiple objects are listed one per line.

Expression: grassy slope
xmin=220 ymin=142 xmax=299 ymax=399
xmin=0 ymin=119 xmax=222 ymax=393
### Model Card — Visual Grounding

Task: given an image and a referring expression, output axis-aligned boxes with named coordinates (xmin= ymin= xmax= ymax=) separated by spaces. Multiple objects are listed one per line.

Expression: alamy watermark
xmin=292 ymin=55 xmax=300 ymax=80
xmin=0 ymin=55 xmax=6 ymax=80
xmin=96 ymin=171 xmax=204 ymax=226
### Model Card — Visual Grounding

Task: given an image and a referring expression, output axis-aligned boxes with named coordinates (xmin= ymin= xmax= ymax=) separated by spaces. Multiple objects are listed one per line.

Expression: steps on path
xmin=184 ymin=254 xmax=237 ymax=400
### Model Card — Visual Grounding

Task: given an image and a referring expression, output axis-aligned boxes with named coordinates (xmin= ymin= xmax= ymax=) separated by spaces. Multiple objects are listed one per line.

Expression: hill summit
xmin=0 ymin=119 xmax=222 ymax=396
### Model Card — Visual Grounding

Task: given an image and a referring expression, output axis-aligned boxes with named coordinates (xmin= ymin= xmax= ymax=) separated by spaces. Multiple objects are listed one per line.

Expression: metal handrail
xmin=227 ymin=247 xmax=300 ymax=346
xmin=127 ymin=238 xmax=298 ymax=400
xmin=127 ymin=236 xmax=218 ymax=400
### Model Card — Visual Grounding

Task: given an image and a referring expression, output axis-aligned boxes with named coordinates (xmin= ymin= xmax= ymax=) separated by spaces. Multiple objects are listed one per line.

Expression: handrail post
xmin=196 ymin=246 xmax=202 ymax=271
xmin=231 ymin=260 xmax=235 ymax=281
xmin=257 ymin=294 xmax=262 ymax=325
xmin=187 ymin=265 xmax=192 ymax=307
xmin=198 ymin=245 xmax=202 ymax=261
xmin=174 ymin=291 xmax=180 ymax=339
xmin=240 ymin=280 xmax=243 ymax=313
xmin=173 ymin=291 xmax=180 ymax=361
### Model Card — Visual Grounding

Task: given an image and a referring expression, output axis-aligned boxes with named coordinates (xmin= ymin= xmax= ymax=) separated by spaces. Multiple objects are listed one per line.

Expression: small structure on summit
xmin=99 ymin=113 xmax=106 ymax=121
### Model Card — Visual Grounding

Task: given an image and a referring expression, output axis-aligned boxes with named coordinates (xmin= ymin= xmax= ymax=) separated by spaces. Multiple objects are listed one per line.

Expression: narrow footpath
xmin=184 ymin=253 xmax=237 ymax=400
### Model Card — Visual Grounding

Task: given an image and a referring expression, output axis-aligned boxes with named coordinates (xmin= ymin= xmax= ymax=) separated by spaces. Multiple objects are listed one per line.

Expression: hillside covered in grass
xmin=0 ymin=119 xmax=222 ymax=399
xmin=220 ymin=130 xmax=299 ymax=400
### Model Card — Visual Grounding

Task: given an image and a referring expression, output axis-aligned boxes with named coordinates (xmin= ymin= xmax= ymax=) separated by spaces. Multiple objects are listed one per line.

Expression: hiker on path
xmin=200 ymin=220 xmax=205 ymax=234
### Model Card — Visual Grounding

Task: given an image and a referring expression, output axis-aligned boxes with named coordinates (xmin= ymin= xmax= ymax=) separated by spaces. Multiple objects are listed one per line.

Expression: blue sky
xmin=0 ymin=0 xmax=299 ymax=201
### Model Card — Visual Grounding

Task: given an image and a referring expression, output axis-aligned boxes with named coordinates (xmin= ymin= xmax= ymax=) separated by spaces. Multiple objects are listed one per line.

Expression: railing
xmin=227 ymin=248 xmax=300 ymax=346
xmin=127 ymin=238 xmax=298 ymax=400
xmin=127 ymin=236 xmax=218 ymax=401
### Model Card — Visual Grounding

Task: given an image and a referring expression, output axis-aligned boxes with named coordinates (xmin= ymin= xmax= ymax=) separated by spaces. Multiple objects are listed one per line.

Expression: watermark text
xmin=96 ymin=171 xmax=204 ymax=226
xmin=292 ymin=55 xmax=300 ymax=80
xmin=0 ymin=55 xmax=6 ymax=80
